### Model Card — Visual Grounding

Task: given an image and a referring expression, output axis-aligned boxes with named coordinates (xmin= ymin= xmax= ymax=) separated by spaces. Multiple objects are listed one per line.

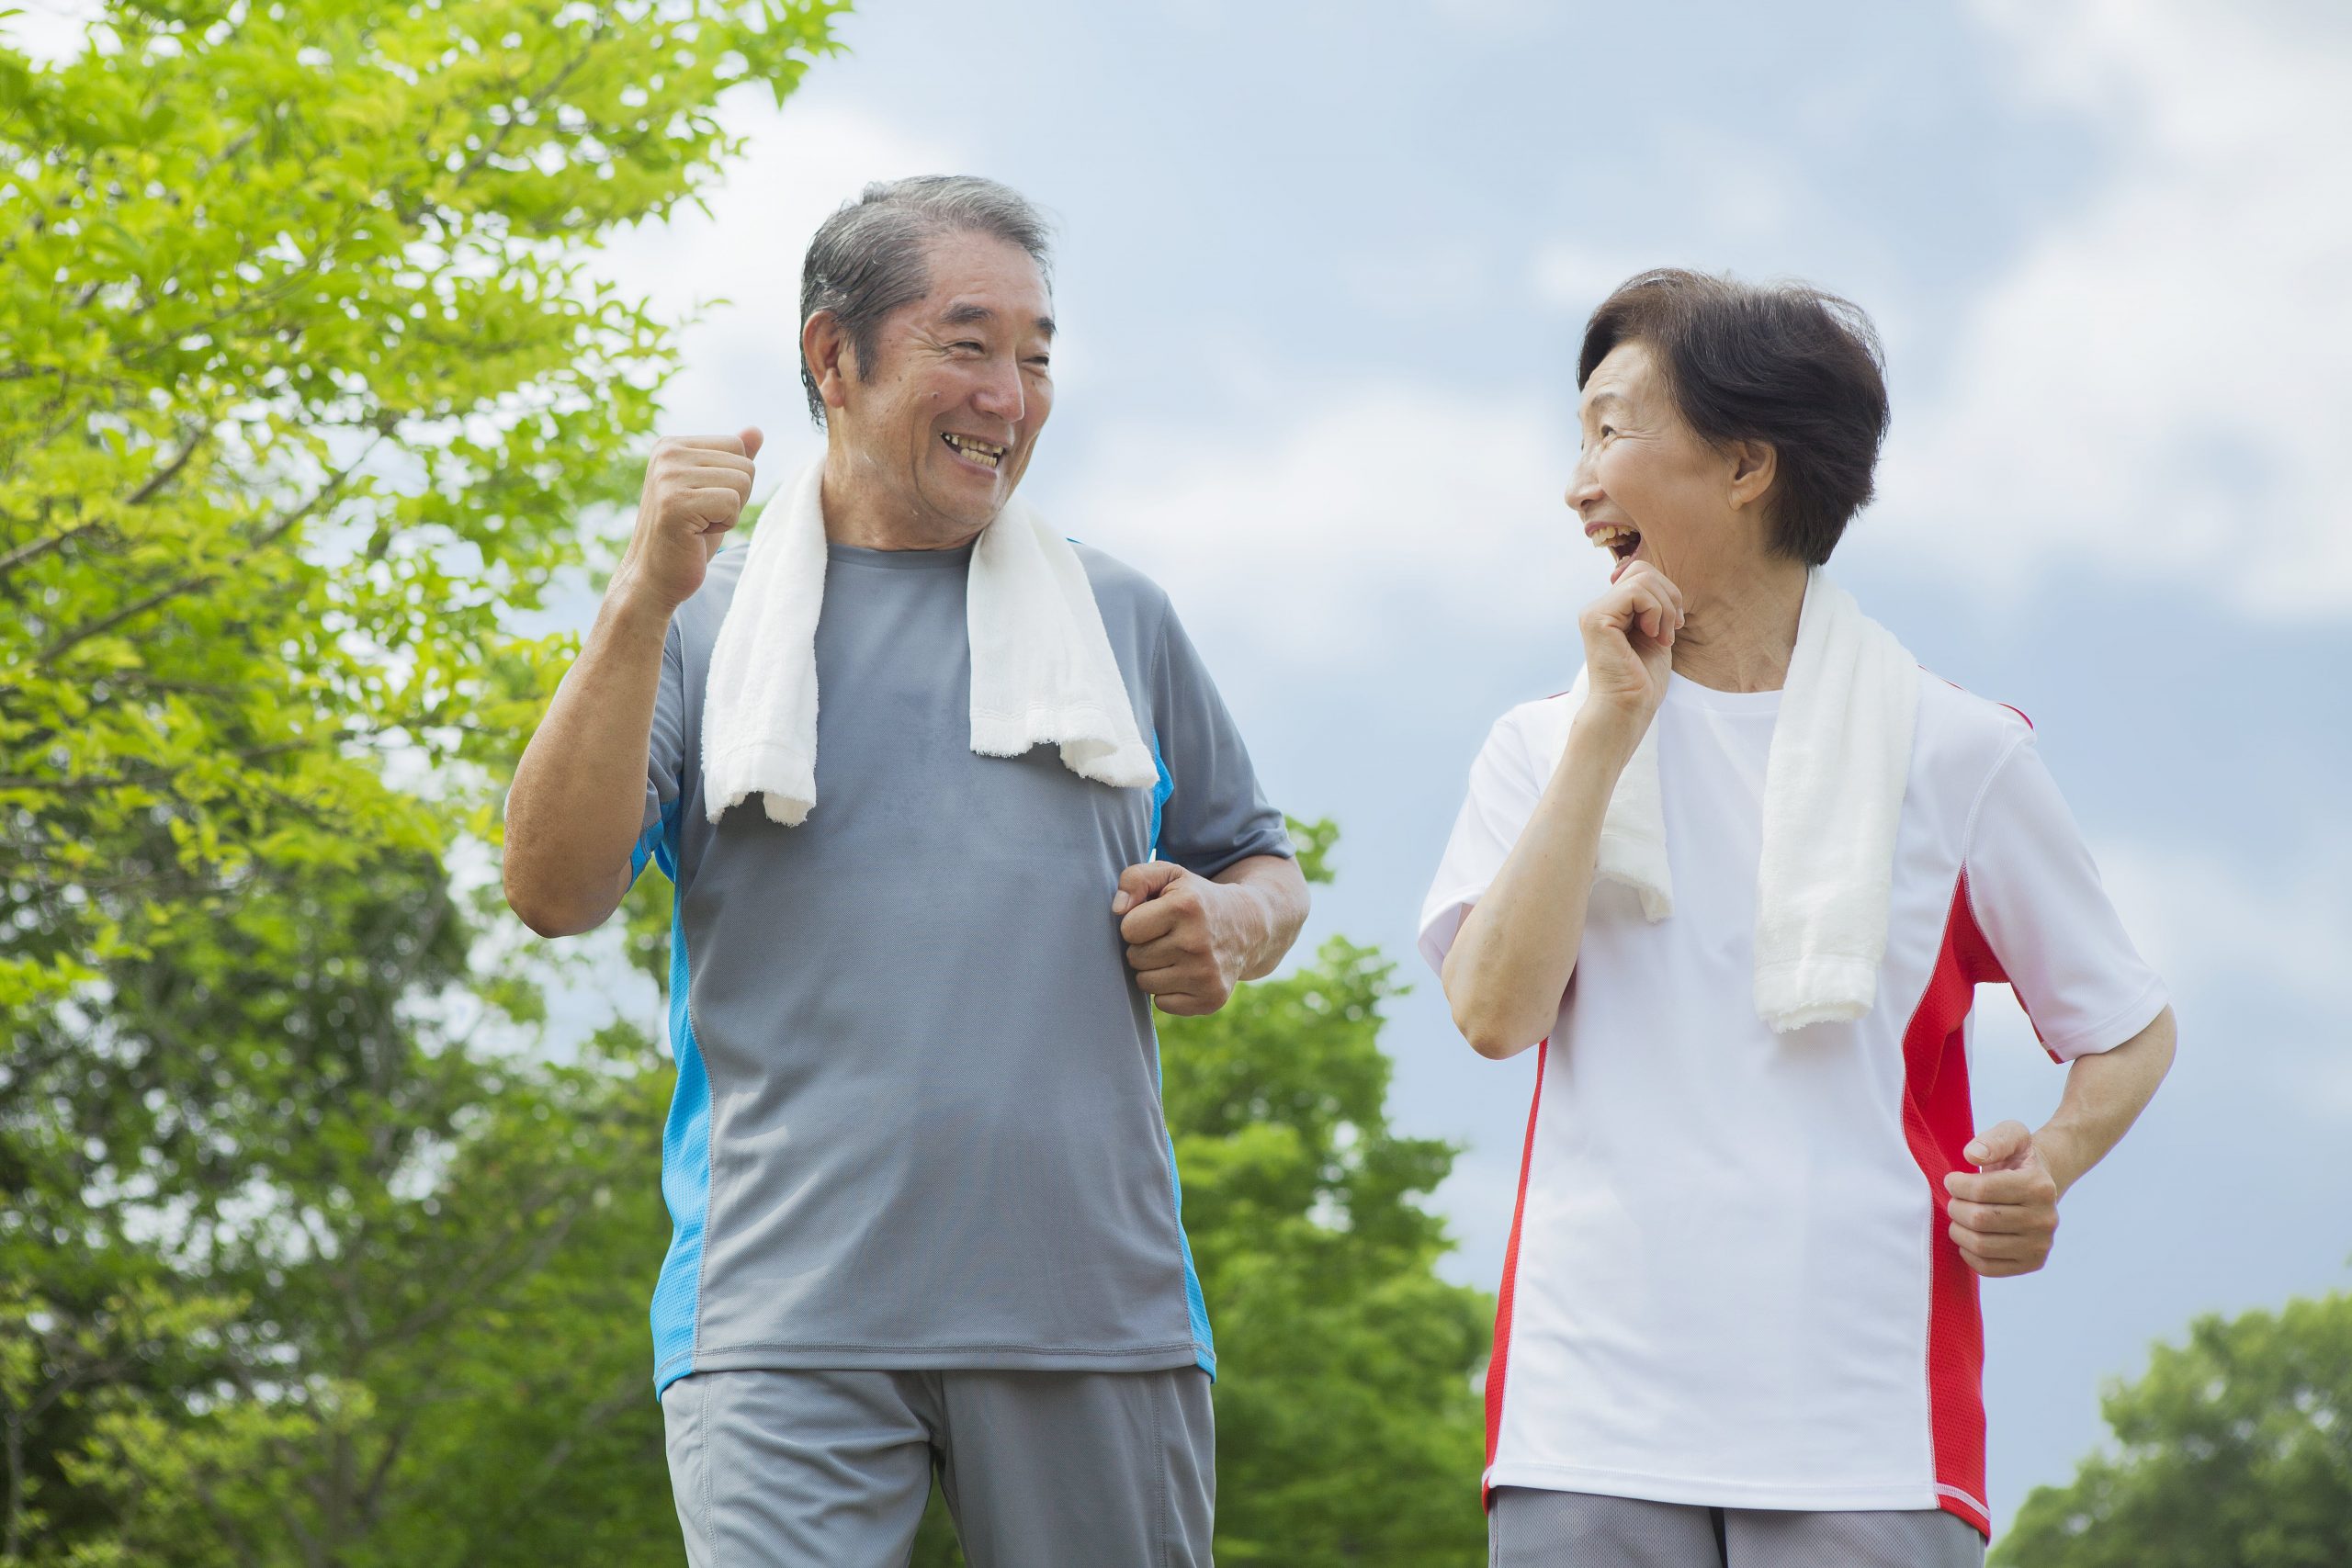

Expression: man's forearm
xmin=1212 ymin=853 xmax=1309 ymax=980
xmin=503 ymin=581 xmax=673 ymax=936
xmin=2039 ymin=1006 xmax=2177 ymax=1196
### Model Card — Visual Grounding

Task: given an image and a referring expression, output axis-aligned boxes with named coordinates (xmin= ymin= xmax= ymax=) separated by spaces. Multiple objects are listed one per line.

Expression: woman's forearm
xmin=2039 ymin=1006 xmax=2177 ymax=1197
xmin=1442 ymin=708 xmax=1645 ymax=1057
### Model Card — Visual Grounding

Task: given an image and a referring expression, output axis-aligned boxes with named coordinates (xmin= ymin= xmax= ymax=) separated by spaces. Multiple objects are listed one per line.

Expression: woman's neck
xmin=1670 ymin=558 xmax=1810 ymax=693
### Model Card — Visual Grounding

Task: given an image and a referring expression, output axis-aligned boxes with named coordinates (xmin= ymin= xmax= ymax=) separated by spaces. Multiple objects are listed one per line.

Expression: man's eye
xmin=952 ymin=341 xmax=984 ymax=352
xmin=1026 ymin=356 xmax=1051 ymax=370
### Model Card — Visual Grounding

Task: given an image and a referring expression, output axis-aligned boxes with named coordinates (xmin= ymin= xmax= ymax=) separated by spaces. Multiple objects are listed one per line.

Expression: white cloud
xmin=1341 ymin=240 xmax=1496 ymax=317
xmin=2090 ymin=829 xmax=2352 ymax=1118
xmin=1051 ymin=381 xmax=1612 ymax=668
xmin=2096 ymin=832 xmax=2352 ymax=1011
xmin=581 ymin=97 xmax=968 ymax=488
xmin=1875 ymin=0 xmax=2352 ymax=612
xmin=1528 ymin=240 xmax=1657 ymax=320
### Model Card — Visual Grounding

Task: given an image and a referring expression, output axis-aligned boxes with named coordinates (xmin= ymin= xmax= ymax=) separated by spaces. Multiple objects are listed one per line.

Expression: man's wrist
xmin=1210 ymin=873 xmax=1279 ymax=976
xmin=601 ymin=569 xmax=679 ymax=644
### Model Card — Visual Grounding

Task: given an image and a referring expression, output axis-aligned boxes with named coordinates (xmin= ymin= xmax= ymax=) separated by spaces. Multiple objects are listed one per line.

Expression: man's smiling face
xmin=836 ymin=229 xmax=1057 ymax=546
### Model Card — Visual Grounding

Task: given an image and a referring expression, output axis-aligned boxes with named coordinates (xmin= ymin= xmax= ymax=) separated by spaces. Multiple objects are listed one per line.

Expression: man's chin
xmin=926 ymin=478 xmax=1012 ymax=532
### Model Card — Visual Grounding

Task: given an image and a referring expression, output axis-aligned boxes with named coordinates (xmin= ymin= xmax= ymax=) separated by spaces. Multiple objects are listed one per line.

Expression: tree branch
xmin=33 ymin=457 xmax=364 ymax=668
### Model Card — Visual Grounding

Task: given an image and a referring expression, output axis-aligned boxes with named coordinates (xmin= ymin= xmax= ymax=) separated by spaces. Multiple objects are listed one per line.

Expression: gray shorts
xmin=1489 ymin=1486 xmax=1984 ymax=1568
xmin=661 ymin=1366 xmax=1214 ymax=1568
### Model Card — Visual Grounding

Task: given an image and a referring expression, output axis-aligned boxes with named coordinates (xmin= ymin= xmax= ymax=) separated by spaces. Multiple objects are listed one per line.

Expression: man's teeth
xmin=943 ymin=434 xmax=1005 ymax=468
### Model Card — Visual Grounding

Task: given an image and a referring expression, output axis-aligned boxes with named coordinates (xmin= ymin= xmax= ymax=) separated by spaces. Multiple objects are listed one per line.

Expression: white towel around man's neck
xmin=700 ymin=461 xmax=1158 ymax=828
xmin=1549 ymin=570 xmax=1920 ymax=1032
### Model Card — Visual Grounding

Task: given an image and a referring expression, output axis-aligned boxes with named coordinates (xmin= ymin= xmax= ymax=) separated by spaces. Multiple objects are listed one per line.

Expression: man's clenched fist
xmin=1114 ymin=861 xmax=1251 ymax=1016
xmin=1942 ymin=1120 xmax=2063 ymax=1279
xmin=613 ymin=427 xmax=763 ymax=615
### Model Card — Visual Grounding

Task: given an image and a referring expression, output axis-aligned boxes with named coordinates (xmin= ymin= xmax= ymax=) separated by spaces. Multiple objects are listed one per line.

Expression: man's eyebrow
xmin=936 ymin=303 xmax=1056 ymax=339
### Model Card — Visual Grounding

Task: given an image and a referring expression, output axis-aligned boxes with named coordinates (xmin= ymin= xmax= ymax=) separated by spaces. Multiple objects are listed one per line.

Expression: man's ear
xmin=802 ymin=310 xmax=856 ymax=416
xmin=1725 ymin=438 xmax=1777 ymax=513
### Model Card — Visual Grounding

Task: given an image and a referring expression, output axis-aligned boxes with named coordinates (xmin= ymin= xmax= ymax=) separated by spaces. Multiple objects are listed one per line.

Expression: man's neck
xmin=820 ymin=444 xmax=988 ymax=552
xmin=1670 ymin=558 xmax=1810 ymax=694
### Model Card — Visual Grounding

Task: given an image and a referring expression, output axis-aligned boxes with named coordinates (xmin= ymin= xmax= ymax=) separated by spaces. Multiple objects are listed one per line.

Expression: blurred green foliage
xmin=0 ymin=0 xmax=841 ymax=1560
xmin=1993 ymin=1290 xmax=2352 ymax=1568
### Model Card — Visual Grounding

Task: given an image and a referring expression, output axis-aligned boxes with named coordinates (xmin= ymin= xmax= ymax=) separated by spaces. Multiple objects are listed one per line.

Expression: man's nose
xmin=970 ymin=355 xmax=1024 ymax=424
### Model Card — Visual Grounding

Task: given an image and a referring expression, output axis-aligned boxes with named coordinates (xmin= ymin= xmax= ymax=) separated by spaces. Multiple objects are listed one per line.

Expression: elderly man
xmin=503 ymin=176 xmax=1304 ymax=1567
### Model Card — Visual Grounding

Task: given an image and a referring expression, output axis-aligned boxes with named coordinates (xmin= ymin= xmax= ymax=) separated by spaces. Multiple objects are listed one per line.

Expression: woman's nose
xmin=1565 ymin=452 xmax=1602 ymax=513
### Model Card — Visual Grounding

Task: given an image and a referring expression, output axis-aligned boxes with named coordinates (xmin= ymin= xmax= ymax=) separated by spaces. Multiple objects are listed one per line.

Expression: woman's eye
xmin=1600 ymin=424 xmax=1618 ymax=439
xmin=952 ymin=341 xmax=984 ymax=353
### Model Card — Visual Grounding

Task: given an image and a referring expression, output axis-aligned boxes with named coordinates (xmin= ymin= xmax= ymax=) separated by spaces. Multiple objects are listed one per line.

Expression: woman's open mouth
xmin=1589 ymin=523 xmax=1642 ymax=565
xmin=941 ymin=432 xmax=1007 ymax=472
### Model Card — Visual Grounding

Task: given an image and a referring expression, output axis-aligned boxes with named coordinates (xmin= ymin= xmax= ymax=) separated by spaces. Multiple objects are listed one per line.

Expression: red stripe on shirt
xmin=1482 ymin=1039 xmax=1549 ymax=1506
xmin=1899 ymin=871 xmax=2008 ymax=1538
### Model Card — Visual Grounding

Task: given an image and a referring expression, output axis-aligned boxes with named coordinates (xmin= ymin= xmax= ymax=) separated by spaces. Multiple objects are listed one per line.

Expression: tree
xmin=1993 ymin=1291 xmax=2352 ymax=1568
xmin=1 ymin=1 xmax=842 ymax=1559
xmin=0 ymin=0 xmax=839 ymax=1010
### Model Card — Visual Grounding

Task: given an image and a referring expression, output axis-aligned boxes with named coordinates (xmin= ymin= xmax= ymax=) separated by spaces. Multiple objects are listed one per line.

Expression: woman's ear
xmin=1726 ymin=438 xmax=1777 ymax=513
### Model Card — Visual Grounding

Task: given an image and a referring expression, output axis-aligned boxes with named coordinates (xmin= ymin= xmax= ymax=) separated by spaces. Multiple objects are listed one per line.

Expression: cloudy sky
xmin=565 ymin=0 xmax=2352 ymax=1533
xmin=27 ymin=0 xmax=2350 ymax=1539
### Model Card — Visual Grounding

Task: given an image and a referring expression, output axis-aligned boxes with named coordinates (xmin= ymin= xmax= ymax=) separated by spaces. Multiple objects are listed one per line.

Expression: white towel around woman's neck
xmin=700 ymin=461 xmax=1159 ymax=828
xmin=1549 ymin=570 xmax=1920 ymax=1032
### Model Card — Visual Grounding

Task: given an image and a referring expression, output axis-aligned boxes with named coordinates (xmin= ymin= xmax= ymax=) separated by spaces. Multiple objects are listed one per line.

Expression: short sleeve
xmin=1149 ymin=602 xmax=1292 ymax=878
xmin=1417 ymin=709 xmax=1546 ymax=976
xmin=1963 ymin=731 xmax=2166 ymax=1061
xmin=631 ymin=618 xmax=689 ymax=883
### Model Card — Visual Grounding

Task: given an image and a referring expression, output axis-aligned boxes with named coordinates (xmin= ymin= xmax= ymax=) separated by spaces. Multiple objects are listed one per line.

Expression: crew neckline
xmin=824 ymin=539 xmax=977 ymax=570
xmin=1664 ymin=670 xmax=1783 ymax=714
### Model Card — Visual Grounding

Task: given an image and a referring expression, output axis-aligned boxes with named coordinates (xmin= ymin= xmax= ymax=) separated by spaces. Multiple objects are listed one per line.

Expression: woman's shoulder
xmin=1489 ymin=685 xmax=1585 ymax=745
xmin=1913 ymin=664 xmax=2038 ymax=774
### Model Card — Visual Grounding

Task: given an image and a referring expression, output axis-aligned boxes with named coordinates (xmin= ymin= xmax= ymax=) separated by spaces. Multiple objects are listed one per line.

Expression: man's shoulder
xmin=1067 ymin=538 xmax=1173 ymax=637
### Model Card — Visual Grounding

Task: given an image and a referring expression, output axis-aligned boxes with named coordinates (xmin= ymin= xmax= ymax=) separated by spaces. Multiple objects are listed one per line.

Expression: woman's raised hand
xmin=1577 ymin=558 xmax=1683 ymax=728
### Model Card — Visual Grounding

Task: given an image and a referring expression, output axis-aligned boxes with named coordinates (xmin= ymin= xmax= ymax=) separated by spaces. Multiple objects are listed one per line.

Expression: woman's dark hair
xmin=1578 ymin=269 xmax=1890 ymax=566
xmin=798 ymin=175 xmax=1054 ymax=424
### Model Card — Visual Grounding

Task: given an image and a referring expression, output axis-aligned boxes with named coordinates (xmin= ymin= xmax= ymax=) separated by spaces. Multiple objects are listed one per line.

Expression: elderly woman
xmin=1419 ymin=271 xmax=2175 ymax=1568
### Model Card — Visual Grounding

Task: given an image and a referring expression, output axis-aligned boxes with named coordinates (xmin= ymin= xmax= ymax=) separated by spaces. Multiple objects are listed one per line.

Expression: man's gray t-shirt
xmin=625 ymin=537 xmax=1290 ymax=1393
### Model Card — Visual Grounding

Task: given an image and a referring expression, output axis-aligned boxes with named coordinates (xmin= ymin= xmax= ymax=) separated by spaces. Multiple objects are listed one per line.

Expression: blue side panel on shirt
xmin=1147 ymin=736 xmax=1216 ymax=1378
xmin=646 ymin=802 xmax=711 ymax=1395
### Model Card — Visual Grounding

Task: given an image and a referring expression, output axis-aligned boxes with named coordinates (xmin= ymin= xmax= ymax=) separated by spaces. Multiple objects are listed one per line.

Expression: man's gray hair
xmin=798 ymin=175 xmax=1055 ymax=424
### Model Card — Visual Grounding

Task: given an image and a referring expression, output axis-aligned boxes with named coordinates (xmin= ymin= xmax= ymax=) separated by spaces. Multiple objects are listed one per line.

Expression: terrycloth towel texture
xmin=702 ymin=462 xmax=1159 ymax=827
xmin=1545 ymin=570 xmax=1919 ymax=1032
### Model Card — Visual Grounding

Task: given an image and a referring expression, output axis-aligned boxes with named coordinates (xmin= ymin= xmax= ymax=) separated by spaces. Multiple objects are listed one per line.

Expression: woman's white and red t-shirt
xmin=1419 ymin=670 xmax=2165 ymax=1535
